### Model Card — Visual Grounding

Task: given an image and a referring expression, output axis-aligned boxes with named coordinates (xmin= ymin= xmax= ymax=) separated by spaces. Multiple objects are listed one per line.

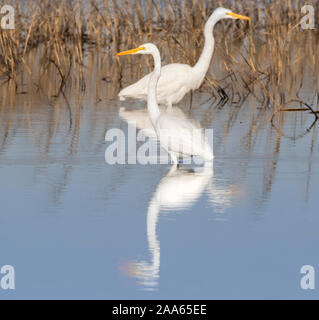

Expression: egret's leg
xmin=168 ymin=163 xmax=178 ymax=175
xmin=169 ymin=153 xmax=178 ymax=165
xmin=189 ymin=90 xmax=193 ymax=110
xmin=166 ymin=101 xmax=172 ymax=112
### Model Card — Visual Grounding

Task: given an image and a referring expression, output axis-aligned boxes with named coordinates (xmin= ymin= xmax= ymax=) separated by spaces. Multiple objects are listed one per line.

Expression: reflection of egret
xmin=118 ymin=8 xmax=250 ymax=110
xmin=117 ymin=44 xmax=214 ymax=164
xmin=119 ymin=107 xmax=201 ymax=143
xmin=207 ymin=181 xmax=242 ymax=215
xmin=127 ymin=165 xmax=213 ymax=290
xmin=119 ymin=106 xmax=193 ymax=140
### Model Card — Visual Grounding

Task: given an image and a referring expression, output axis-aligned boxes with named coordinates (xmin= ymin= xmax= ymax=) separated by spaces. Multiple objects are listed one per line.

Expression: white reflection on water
xmin=126 ymin=165 xmax=213 ymax=290
xmin=124 ymin=163 xmax=242 ymax=290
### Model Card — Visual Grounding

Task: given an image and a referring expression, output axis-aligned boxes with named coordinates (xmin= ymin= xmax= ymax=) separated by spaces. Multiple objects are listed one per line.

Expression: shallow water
xmin=0 ymin=89 xmax=318 ymax=300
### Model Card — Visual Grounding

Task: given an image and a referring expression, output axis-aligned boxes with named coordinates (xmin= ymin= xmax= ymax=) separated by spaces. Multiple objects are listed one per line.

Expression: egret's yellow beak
xmin=226 ymin=12 xmax=251 ymax=21
xmin=116 ymin=47 xmax=146 ymax=56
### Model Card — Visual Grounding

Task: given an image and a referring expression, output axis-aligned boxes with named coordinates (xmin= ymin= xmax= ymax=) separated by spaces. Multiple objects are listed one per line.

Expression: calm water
xmin=0 ymin=89 xmax=318 ymax=300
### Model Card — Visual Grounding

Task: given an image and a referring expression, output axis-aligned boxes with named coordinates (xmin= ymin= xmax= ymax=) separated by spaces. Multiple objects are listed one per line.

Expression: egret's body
xmin=119 ymin=64 xmax=193 ymax=109
xmin=154 ymin=112 xmax=213 ymax=163
xmin=117 ymin=44 xmax=214 ymax=164
xmin=118 ymin=8 xmax=250 ymax=109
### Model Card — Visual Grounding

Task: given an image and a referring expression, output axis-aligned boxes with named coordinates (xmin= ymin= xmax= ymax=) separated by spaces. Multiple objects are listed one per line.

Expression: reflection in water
xmin=127 ymin=165 xmax=213 ymax=290
xmin=207 ymin=180 xmax=240 ymax=215
xmin=119 ymin=106 xmax=199 ymax=140
xmin=125 ymin=163 xmax=244 ymax=290
xmin=114 ymin=99 xmax=319 ymax=290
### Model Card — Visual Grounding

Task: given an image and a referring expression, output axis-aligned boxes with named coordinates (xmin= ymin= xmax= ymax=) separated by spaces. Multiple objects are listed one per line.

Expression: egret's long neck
xmin=193 ymin=14 xmax=219 ymax=79
xmin=145 ymin=198 xmax=160 ymax=279
xmin=148 ymin=50 xmax=162 ymax=127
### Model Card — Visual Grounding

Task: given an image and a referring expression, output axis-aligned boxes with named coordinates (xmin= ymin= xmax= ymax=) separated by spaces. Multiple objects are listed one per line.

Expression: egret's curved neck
xmin=148 ymin=50 xmax=162 ymax=127
xmin=193 ymin=13 xmax=220 ymax=78
xmin=146 ymin=199 xmax=160 ymax=278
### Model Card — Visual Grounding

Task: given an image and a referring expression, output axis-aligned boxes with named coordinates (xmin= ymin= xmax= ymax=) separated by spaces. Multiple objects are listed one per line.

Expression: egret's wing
xmin=155 ymin=64 xmax=192 ymax=101
xmin=119 ymin=72 xmax=151 ymax=100
xmin=119 ymin=64 xmax=192 ymax=102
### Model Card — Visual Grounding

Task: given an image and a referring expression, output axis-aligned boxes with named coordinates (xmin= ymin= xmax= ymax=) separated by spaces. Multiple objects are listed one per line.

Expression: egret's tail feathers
xmin=118 ymin=80 xmax=148 ymax=101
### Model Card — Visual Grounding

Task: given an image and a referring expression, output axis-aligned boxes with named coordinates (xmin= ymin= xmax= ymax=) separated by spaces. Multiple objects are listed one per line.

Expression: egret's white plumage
xmin=118 ymin=8 xmax=250 ymax=109
xmin=117 ymin=43 xmax=214 ymax=164
xmin=119 ymin=64 xmax=192 ymax=110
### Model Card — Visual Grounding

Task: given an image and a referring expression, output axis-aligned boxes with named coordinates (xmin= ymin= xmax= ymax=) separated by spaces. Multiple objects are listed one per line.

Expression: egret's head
xmin=116 ymin=43 xmax=156 ymax=57
xmin=213 ymin=7 xmax=250 ymax=21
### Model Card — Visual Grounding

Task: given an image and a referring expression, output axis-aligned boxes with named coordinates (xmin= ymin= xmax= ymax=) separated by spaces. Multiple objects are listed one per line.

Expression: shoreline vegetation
xmin=0 ymin=0 xmax=318 ymax=115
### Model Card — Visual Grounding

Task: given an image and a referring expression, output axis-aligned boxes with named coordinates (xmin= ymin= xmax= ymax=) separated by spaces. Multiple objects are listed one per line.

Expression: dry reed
xmin=0 ymin=0 xmax=318 ymax=111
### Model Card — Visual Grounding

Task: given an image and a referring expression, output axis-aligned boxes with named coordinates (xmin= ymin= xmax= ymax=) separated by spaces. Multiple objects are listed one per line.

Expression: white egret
xmin=118 ymin=8 xmax=250 ymax=110
xmin=117 ymin=43 xmax=214 ymax=164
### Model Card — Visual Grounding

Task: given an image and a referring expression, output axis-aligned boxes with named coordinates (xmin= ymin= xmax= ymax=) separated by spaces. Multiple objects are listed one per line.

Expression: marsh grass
xmin=0 ymin=0 xmax=318 ymax=112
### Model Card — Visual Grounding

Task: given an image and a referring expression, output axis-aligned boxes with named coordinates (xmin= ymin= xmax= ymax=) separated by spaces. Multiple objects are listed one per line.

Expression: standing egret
xmin=118 ymin=8 xmax=250 ymax=110
xmin=117 ymin=43 xmax=213 ymax=164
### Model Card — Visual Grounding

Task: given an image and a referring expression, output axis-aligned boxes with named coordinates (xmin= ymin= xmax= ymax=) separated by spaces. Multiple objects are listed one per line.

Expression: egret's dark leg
xmin=189 ymin=90 xmax=193 ymax=110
